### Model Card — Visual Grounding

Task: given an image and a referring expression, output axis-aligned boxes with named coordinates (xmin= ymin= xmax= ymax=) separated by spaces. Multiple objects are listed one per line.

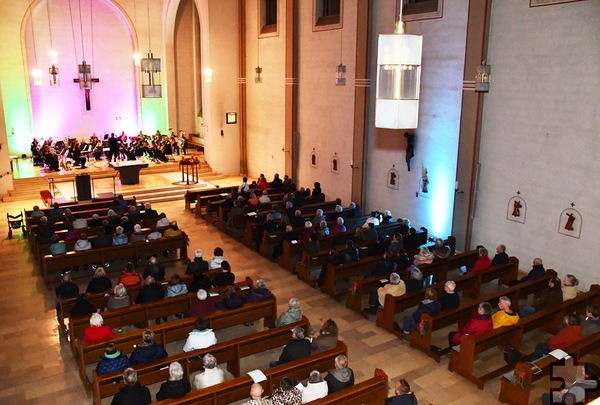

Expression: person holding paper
xmin=533 ymin=312 xmax=582 ymax=360
xmin=364 ymin=272 xmax=406 ymax=315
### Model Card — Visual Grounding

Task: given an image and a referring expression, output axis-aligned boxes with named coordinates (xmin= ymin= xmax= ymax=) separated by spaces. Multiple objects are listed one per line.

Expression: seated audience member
xmin=491 ymin=244 xmax=509 ymax=265
xmin=246 ymin=279 xmax=273 ymax=303
xmin=96 ymin=342 xmax=131 ymax=376
xmin=317 ymin=220 xmax=330 ymax=237
xmin=107 ymin=283 xmax=131 ymax=310
xmin=36 ymin=216 xmax=54 ymax=244
xmin=111 ymin=368 xmax=151 ymax=405
xmin=311 ymin=181 xmax=322 ymax=196
xmin=166 ymin=273 xmax=188 ymax=297
xmin=413 ymin=247 xmax=435 ymax=265
xmin=107 ymin=209 xmax=121 ymax=225
xmin=142 ymin=256 xmax=165 ymax=280
xmin=55 ymin=273 xmax=79 ymax=307
xmin=438 ymin=280 xmax=460 ymax=311
xmin=86 ymin=267 xmax=112 ymax=293
xmin=49 ymin=234 xmax=67 ymax=255
xmin=216 ymin=286 xmax=244 ymax=310
xmin=368 ymin=250 xmax=398 ymax=278
xmin=194 ymin=353 xmax=224 ymax=389
xmin=49 ymin=202 xmax=63 ymax=216
xmin=541 ymin=363 xmax=600 ymax=405
xmin=258 ymin=190 xmax=271 ymax=204
xmin=30 ymin=205 xmax=45 ymax=218
xmin=120 ymin=216 xmax=133 ymax=233
xmin=135 ymin=276 xmax=164 ymax=304
xmin=70 ymin=293 xmax=97 ymax=318
xmin=405 ymin=266 xmax=424 ymax=292
xmin=311 ymin=209 xmax=326 ymax=228
xmin=296 ymin=370 xmax=328 ymax=403
xmin=275 ymin=298 xmax=303 ymax=327
xmin=401 ymin=288 xmax=442 ymax=338
xmin=331 ymin=217 xmax=347 ymax=234
xmin=74 ymin=233 xmax=92 ymax=251
xmin=63 ymin=224 xmax=80 ymax=242
xmin=362 ymin=211 xmax=381 ymax=229
xmin=118 ymin=262 xmax=142 ymax=287
xmin=382 ymin=210 xmax=394 ymax=224
xmin=386 ymin=378 xmax=418 ymax=405
xmin=300 ymin=220 xmax=317 ymax=242
xmin=288 ymin=209 xmax=305 ymax=229
xmin=363 ymin=222 xmax=379 ymax=243
xmin=128 ymin=205 xmax=142 ymax=225
xmin=582 ymin=305 xmax=600 ymax=338
xmin=147 ymin=226 xmax=162 ymax=240
xmin=183 ymin=317 xmax=217 ymax=352
xmin=521 ymin=277 xmax=562 ymax=316
xmin=112 ymin=226 xmax=128 ymax=246
xmin=142 ymin=202 xmax=159 ymax=220
xmin=247 ymin=192 xmax=260 ymax=206
xmin=209 ymin=247 xmax=225 ymax=269
xmin=325 ymin=354 xmax=355 ymax=394
xmin=163 ymin=221 xmax=182 ymax=237
xmin=365 ymin=272 xmax=406 ymax=315
xmin=130 ymin=330 xmax=168 ymax=365
xmin=156 ymin=361 xmax=191 ymax=400
xmin=187 ymin=271 xmax=212 ymax=293
xmin=403 ymin=227 xmax=420 ymax=250
xmin=212 ymin=260 xmax=235 ymax=287
xmin=448 ymin=302 xmax=493 ymax=347
xmin=347 ymin=201 xmax=361 ymax=218
xmin=91 ymin=228 xmax=112 ymax=248
xmin=492 ymin=296 xmax=519 ymax=328
xmin=129 ymin=224 xmax=147 ymax=243
xmin=311 ymin=319 xmax=338 ymax=354
xmin=271 ymin=377 xmax=302 ymax=404
xmin=431 ymin=238 xmax=451 ymax=259
xmin=510 ymin=257 xmax=545 ymax=286
xmin=469 ymin=247 xmax=491 ymax=273
xmin=533 ymin=312 xmax=582 ymax=360
xmin=273 ymin=225 xmax=299 ymax=262
xmin=270 ymin=326 xmax=311 ymax=367
xmin=244 ymin=383 xmax=272 ymax=405
xmin=84 ymin=313 xmax=115 ymax=343
xmin=88 ymin=213 xmax=103 ymax=228
xmin=156 ymin=213 xmax=171 ymax=228
xmin=388 ymin=233 xmax=404 ymax=254
xmin=270 ymin=173 xmax=283 ymax=188
xmin=189 ymin=289 xmax=215 ymax=318
xmin=562 ymin=274 xmax=579 ymax=301
xmin=186 ymin=249 xmax=209 ymax=275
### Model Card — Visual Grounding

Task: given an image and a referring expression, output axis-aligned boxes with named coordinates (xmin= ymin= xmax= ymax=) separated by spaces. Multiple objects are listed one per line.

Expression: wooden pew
xmin=41 ymin=232 xmax=189 ymax=284
xmin=409 ymin=268 xmax=552 ymax=363
xmin=149 ymin=341 xmax=348 ymax=405
xmin=449 ymin=285 xmax=600 ymax=389
xmin=83 ymin=315 xmax=309 ymax=398
xmin=498 ymin=331 xmax=600 ymax=405
xmin=68 ymin=293 xmax=278 ymax=355
xmin=308 ymin=368 xmax=389 ymax=404
xmin=321 ymin=256 xmax=382 ymax=299
xmin=183 ymin=185 xmax=237 ymax=213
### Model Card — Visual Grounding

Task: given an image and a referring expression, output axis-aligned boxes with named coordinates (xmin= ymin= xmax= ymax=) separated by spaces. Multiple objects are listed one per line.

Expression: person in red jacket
xmin=448 ymin=302 xmax=493 ymax=347
xmin=469 ymin=247 xmax=492 ymax=273
xmin=118 ymin=262 xmax=142 ymax=288
xmin=533 ymin=312 xmax=582 ymax=360
xmin=83 ymin=313 xmax=115 ymax=343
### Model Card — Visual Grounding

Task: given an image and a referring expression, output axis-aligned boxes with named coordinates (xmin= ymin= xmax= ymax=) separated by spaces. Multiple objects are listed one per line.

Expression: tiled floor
xmin=0 ymin=169 xmax=581 ymax=404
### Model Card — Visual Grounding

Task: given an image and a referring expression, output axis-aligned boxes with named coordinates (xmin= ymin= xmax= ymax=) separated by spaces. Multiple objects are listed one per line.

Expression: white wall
xmin=364 ymin=0 xmax=469 ymax=238
xmin=472 ymin=0 xmax=600 ymax=289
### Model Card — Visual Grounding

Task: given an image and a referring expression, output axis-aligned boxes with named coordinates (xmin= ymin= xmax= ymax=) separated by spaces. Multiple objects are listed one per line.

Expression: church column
xmin=238 ymin=0 xmax=248 ymax=174
xmin=284 ymin=0 xmax=297 ymax=178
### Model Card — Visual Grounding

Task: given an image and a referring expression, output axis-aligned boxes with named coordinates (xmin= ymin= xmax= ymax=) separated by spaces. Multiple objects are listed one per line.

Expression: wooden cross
xmin=73 ymin=61 xmax=99 ymax=111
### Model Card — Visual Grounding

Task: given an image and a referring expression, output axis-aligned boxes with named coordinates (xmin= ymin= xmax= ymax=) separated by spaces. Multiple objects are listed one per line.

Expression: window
xmin=402 ymin=0 xmax=443 ymax=22
xmin=313 ymin=0 xmax=343 ymax=31
xmin=260 ymin=0 xmax=278 ymax=36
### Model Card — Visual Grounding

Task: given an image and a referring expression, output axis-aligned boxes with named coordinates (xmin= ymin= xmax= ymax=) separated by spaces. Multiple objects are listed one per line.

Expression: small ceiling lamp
xmin=475 ymin=61 xmax=491 ymax=92
xmin=255 ymin=25 xmax=262 ymax=83
xmin=141 ymin=0 xmax=161 ymax=97
xmin=375 ymin=0 xmax=422 ymax=129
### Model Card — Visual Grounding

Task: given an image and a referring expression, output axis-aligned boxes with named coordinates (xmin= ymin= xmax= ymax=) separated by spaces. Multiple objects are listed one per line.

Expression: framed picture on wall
xmin=310 ymin=149 xmax=318 ymax=168
xmin=331 ymin=154 xmax=340 ymax=174
xmin=387 ymin=166 xmax=399 ymax=190
xmin=530 ymin=0 xmax=583 ymax=7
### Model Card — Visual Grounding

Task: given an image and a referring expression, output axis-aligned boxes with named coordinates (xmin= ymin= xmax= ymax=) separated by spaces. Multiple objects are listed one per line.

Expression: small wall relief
xmin=310 ymin=148 xmax=318 ymax=168
xmin=387 ymin=165 xmax=399 ymax=190
xmin=507 ymin=192 xmax=526 ymax=224
xmin=417 ymin=166 xmax=430 ymax=199
xmin=558 ymin=203 xmax=582 ymax=239
xmin=331 ymin=154 xmax=339 ymax=174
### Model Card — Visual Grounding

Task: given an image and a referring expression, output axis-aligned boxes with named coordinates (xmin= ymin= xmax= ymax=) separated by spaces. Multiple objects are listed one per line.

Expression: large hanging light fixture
xmin=47 ymin=0 xmax=59 ymax=86
xmin=141 ymin=0 xmax=162 ymax=97
xmin=255 ymin=35 xmax=262 ymax=84
xmin=375 ymin=0 xmax=422 ymax=129
xmin=335 ymin=27 xmax=346 ymax=86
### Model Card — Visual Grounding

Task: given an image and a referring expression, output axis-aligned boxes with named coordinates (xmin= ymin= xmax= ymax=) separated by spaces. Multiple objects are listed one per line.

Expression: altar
xmin=109 ymin=160 xmax=149 ymax=185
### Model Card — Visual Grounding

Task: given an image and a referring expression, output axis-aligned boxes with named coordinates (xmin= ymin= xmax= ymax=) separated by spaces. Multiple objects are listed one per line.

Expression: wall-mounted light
xmin=375 ymin=2 xmax=422 ymax=129
xmin=204 ymin=68 xmax=213 ymax=83
xmin=49 ymin=64 xmax=60 ymax=86
xmin=475 ymin=62 xmax=491 ymax=92
xmin=141 ymin=53 xmax=162 ymax=97
xmin=335 ymin=63 xmax=346 ymax=86
xmin=133 ymin=53 xmax=141 ymax=66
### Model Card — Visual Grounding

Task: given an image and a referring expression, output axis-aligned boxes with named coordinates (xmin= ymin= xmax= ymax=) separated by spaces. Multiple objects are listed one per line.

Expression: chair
xmin=7 ymin=212 xmax=27 ymax=239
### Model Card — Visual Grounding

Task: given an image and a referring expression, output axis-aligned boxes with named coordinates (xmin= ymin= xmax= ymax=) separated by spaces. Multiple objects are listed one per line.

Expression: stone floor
xmin=0 ymin=168 xmax=587 ymax=404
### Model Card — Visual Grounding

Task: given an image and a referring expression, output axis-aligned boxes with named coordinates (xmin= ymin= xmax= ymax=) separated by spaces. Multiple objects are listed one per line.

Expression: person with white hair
xmin=492 ymin=296 xmax=519 ymax=328
xmin=130 ymin=224 xmax=147 ymax=243
xmin=86 ymin=267 xmax=112 ymax=293
xmin=301 ymin=220 xmax=317 ymax=242
xmin=258 ymin=190 xmax=271 ymax=204
xmin=147 ymin=226 xmax=162 ymax=240
xmin=325 ymin=354 xmax=354 ymax=393
xmin=111 ymin=368 xmax=151 ymax=405
xmin=185 ymin=249 xmax=209 ymax=275
xmin=107 ymin=283 xmax=131 ymax=310
xmin=405 ymin=266 xmax=424 ymax=292
xmin=362 ymin=211 xmax=381 ymax=229
xmin=156 ymin=361 xmax=191 ymax=400
xmin=295 ymin=370 xmax=328 ymax=403
xmin=275 ymin=298 xmax=302 ymax=327
xmin=112 ymin=226 xmax=129 ymax=246
xmin=74 ymin=233 xmax=92 ymax=251
xmin=364 ymin=272 xmax=406 ymax=315
xmin=83 ymin=313 xmax=115 ymax=343
xmin=189 ymin=289 xmax=215 ymax=317
xmin=270 ymin=326 xmax=311 ymax=367
xmin=142 ymin=202 xmax=158 ymax=220
xmin=183 ymin=317 xmax=217 ymax=352
xmin=438 ymin=280 xmax=460 ymax=311
xmin=317 ymin=220 xmax=330 ymax=237
xmin=331 ymin=216 xmax=347 ymax=234
xmin=194 ymin=353 xmax=224 ymax=389
xmin=246 ymin=279 xmax=273 ymax=304
xmin=311 ymin=209 xmax=326 ymax=228
xmin=143 ymin=256 xmax=165 ymax=280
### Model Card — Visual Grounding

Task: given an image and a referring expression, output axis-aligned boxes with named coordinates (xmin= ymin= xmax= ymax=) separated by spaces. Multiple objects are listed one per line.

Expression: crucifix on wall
xmin=73 ymin=61 xmax=99 ymax=111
